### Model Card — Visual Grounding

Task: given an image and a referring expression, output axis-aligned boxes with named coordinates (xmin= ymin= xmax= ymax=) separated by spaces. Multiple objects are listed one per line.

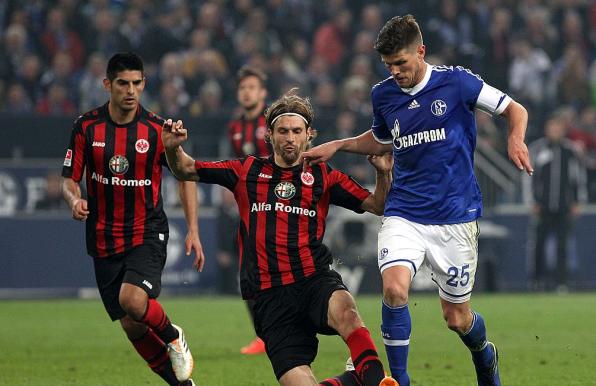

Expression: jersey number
xmin=446 ymin=264 xmax=470 ymax=287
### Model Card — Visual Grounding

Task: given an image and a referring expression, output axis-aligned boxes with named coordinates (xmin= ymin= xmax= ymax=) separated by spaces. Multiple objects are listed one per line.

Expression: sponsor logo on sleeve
xmin=63 ymin=149 xmax=72 ymax=167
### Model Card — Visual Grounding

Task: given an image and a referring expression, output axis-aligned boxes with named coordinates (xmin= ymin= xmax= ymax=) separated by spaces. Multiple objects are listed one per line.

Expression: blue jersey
xmin=371 ymin=64 xmax=511 ymax=224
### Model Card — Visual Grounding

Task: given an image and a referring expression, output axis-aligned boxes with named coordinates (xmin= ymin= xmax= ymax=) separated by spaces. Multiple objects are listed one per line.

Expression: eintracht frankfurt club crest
xmin=274 ymin=181 xmax=296 ymax=200
xmin=109 ymin=155 xmax=129 ymax=175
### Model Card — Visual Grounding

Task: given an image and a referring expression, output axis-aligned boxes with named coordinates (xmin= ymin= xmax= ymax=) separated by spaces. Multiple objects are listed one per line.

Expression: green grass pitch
xmin=1 ymin=293 xmax=595 ymax=385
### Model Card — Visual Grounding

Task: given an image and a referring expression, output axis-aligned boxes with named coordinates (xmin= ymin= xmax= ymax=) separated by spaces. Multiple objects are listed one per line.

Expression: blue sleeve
xmin=371 ymin=88 xmax=392 ymax=143
xmin=456 ymin=66 xmax=484 ymax=110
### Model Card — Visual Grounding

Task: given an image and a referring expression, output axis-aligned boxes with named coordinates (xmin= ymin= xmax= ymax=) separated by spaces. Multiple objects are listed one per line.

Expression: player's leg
xmin=120 ymin=315 xmax=181 ymax=385
xmin=326 ymin=289 xmax=387 ymax=386
xmin=279 ymin=365 xmax=318 ymax=386
xmin=428 ymin=221 xmax=500 ymax=386
xmin=240 ymin=298 xmax=266 ymax=354
xmin=441 ymin=300 xmax=499 ymax=386
xmin=93 ymin=254 xmax=186 ymax=385
xmin=377 ymin=216 xmax=426 ymax=386
xmin=120 ymin=243 xmax=193 ymax=381
xmin=533 ymin=213 xmax=549 ymax=290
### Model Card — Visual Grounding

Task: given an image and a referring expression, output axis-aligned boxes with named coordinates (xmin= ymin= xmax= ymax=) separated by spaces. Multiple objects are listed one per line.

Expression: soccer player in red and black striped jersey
xmin=163 ymin=90 xmax=399 ymax=386
xmin=61 ymin=52 xmax=201 ymax=386
xmin=228 ymin=65 xmax=271 ymax=355
xmin=227 ymin=65 xmax=271 ymax=158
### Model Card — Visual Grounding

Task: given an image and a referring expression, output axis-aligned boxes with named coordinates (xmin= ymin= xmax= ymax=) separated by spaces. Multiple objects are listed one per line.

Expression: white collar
xmin=399 ymin=63 xmax=432 ymax=95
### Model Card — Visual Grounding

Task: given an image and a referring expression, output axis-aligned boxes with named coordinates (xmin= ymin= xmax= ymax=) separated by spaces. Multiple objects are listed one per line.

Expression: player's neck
xmin=413 ymin=61 xmax=428 ymax=86
xmin=244 ymin=101 xmax=265 ymax=120
xmin=108 ymin=102 xmax=137 ymax=125
xmin=273 ymin=153 xmax=298 ymax=168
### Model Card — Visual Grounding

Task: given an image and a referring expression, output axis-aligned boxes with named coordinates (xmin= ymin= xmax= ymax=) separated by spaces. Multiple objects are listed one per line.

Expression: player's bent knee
xmin=442 ymin=309 xmax=469 ymax=334
xmin=383 ymin=282 xmax=409 ymax=307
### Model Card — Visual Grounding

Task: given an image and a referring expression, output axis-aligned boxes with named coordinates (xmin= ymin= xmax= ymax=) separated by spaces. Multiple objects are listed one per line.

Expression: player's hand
xmin=162 ymin=119 xmax=187 ymax=150
xmin=301 ymin=141 xmax=340 ymax=170
xmin=508 ymin=136 xmax=533 ymax=176
xmin=71 ymin=198 xmax=89 ymax=221
xmin=185 ymin=231 xmax=205 ymax=272
xmin=367 ymin=153 xmax=393 ymax=173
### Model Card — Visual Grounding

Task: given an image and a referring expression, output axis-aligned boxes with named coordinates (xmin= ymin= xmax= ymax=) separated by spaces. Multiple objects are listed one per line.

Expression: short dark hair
xmin=374 ymin=14 xmax=423 ymax=55
xmin=236 ymin=65 xmax=267 ymax=88
xmin=106 ymin=52 xmax=144 ymax=81
xmin=265 ymin=88 xmax=314 ymax=129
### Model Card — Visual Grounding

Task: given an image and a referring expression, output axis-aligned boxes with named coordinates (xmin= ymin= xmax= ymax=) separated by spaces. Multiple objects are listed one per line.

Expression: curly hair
xmin=374 ymin=14 xmax=423 ymax=55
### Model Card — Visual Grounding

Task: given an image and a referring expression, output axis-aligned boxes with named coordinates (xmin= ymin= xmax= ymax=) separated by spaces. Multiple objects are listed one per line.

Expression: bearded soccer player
xmin=227 ymin=65 xmax=271 ymax=354
xmin=163 ymin=90 xmax=398 ymax=386
xmin=302 ymin=15 xmax=534 ymax=386
xmin=62 ymin=52 xmax=202 ymax=385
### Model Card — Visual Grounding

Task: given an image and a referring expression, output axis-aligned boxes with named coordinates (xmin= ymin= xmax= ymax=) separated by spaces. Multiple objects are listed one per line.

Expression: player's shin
xmin=130 ymin=328 xmax=180 ymax=385
xmin=142 ymin=298 xmax=179 ymax=343
xmin=459 ymin=311 xmax=500 ymax=385
xmin=381 ymin=301 xmax=410 ymax=386
xmin=346 ymin=327 xmax=385 ymax=386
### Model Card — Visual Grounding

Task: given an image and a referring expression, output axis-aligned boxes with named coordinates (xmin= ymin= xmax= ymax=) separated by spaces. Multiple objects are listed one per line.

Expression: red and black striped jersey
xmin=194 ymin=155 xmax=371 ymax=299
xmin=62 ymin=103 xmax=169 ymax=258
xmin=227 ymin=109 xmax=272 ymax=157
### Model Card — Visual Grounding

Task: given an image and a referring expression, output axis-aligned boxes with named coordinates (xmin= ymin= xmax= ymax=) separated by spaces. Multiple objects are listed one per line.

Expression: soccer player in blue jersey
xmin=302 ymin=15 xmax=534 ymax=386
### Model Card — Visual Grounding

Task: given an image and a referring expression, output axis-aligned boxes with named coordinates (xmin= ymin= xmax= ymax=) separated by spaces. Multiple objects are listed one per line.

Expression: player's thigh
xmin=427 ymin=221 xmax=479 ymax=303
xmin=378 ymin=216 xmax=426 ymax=279
xmin=93 ymin=253 xmax=127 ymax=321
xmin=253 ymin=286 xmax=318 ymax=381
xmin=122 ymin=238 xmax=167 ymax=299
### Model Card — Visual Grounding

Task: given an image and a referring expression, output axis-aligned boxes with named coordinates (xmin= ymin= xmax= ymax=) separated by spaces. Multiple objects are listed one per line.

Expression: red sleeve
xmin=327 ymin=165 xmax=371 ymax=213
xmin=61 ymin=117 xmax=88 ymax=182
xmin=195 ymin=158 xmax=244 ymax=191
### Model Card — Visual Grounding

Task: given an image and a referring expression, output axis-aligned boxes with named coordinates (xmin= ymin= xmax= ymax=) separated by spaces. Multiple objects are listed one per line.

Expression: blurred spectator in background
xmin=35 ymin=171 xmax=68 ymax=211
xmin=225 ymin=66 xmax=270 ymax=158
xmin=78 ymin=52 xmax=107 ymax=112
xmin=39 ymin=7 xmax=85 ymax=69
xmin=35 ymin=83 xmax=76 ymax=116
xmin=2 ymin=82 xmax=33 ymax=115
xmin=15 ymin=54 xmax=44 ymax=104
xmin=529 ymin=115 xmax=587 ymax=291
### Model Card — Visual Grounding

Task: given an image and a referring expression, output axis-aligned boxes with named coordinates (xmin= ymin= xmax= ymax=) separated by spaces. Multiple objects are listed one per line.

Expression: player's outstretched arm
xmin=501 ymin=101 xmax=533 ymax=176
xmin=360 ymin=153 xmax=393 ymax=215
xmin=178 ymin=181 xmax=205 ymax=272
xmin=302 ymin=130 xmax=391 ymax=167
xmin=62 ymin=177 xmax=89 ymax=221
xmin=162 ymin=119 xmax=199 ymax=181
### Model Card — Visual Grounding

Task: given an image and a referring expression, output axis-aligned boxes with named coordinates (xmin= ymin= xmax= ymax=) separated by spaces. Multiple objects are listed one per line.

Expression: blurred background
xmin=0 ymin=0 xmax=594 ymax=298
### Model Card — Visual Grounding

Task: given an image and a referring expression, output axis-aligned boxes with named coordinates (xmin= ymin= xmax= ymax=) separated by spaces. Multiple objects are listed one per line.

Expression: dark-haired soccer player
xmin=227 ymin=65 xmax=271 ymax=355
xmin=162 ymin=90 xmax=398 ymax=386
xmin=302 ymin=14 xmax=534 ymax=386
xmin=62 ymin=52 xmax=201 ymax=385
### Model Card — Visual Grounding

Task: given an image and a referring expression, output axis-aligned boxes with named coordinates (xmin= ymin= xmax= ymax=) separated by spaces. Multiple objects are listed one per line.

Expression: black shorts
xmin=93 ymin=236 xmax=168 ymax=321
xmin=252 ymin=268 xmax=348 ymax=380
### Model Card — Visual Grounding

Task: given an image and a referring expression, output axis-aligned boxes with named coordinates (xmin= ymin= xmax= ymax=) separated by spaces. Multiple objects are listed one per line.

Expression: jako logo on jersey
xmin=92 ymin=172 xmax=152 ymax=187
xmin=393 ymin=128 xmax=446 ymax=150
xmin=92 ymin=141 xmax=106 ymax=147
xmin=274 ymin=181 xmax=296 ymax=199
xmin=109 ymin=155 xmax=129 ymax=175
xmin=301 ymin=172 xmax=314 ymax=186
xmin=258 ymin=173 xmax=272 ymax=179
xmin=63 ymin=149 xmax=72 ymax=167
xmin=431 ymin=99 xmax=447 ymax=116
xmin=142 ymin=280 xmax=153 ymax=289
xmin=135 ymin=139 xmax=149 ymax=153
xmin=251 ymin=202 xmax=316 ymax=217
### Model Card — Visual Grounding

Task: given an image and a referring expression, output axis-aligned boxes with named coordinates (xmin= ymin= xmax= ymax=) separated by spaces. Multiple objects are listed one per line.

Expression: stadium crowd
xmin=0 ymin=0 xmax=594 ymax=199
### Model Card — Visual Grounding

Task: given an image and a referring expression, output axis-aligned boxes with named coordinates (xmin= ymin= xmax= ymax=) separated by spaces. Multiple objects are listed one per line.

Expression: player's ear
xmin=103 ymin=78 xmax=111 ymax=91
xmin=264 ymin=128 xmax=272 ymax=143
